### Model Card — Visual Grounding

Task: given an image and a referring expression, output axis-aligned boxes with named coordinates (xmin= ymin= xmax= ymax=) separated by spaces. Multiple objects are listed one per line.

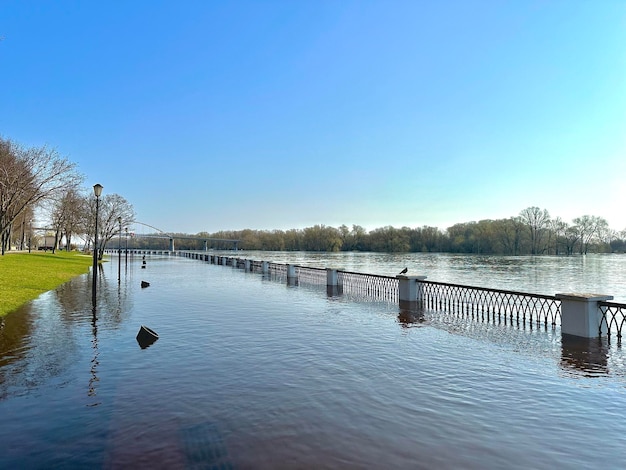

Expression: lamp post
xmin=125 ymin=227 xmax=129 ymax=266
xmin=92 ymin=184 xmax=103 ymax=305
xmin=28 ymin=219 xmax=32 ymax=253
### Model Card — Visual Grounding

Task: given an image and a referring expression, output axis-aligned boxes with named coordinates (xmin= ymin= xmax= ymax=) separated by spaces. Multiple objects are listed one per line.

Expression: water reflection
xmin=0 ymin=259 xmax=135 ymax=402
xmin=560 ymin=334 xmax=609 ymax=377
xmin=397 ymin=308 xmax=426 ymax=328
xmin=88 ymin=306 xmax=101 ymax=406
xmin=0 ymin=299 xmax=39 ymax=388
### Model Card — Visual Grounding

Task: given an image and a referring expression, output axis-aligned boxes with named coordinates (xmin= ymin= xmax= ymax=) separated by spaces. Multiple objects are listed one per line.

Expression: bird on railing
xmin=399 ymin=267 xmax=408 ymax=275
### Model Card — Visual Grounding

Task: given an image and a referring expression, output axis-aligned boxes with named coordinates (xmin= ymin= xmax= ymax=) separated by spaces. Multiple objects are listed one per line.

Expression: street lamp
xmin=28 ymin=219 xmax=32 ymax=253
xmin=118 ymin=217 xmax=122 ymax=254
xmin=92 ymin=183 xmax=103 ymax=305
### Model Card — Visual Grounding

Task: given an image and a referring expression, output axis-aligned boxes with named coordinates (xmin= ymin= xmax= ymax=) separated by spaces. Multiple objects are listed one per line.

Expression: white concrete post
xmin=262 ymin=261 xmax=269 ymax=274
xmin=287 ymin=264 xmax=297 ymax=286
xmin=397 ymin=275 xmax=427 ymax=310
xmin=326 ymin=268 xmax=339 ymax=286
xmin=556 ymin=293 xmax=613 ymax=338
xmin=326 ymin=268 xmax=342 ymax=296
xmin=244 ymin=259 xmax=251 ymax=271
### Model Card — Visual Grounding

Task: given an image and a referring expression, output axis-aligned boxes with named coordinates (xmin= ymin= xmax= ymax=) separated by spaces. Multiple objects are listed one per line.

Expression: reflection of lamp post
xmin=125 ymin=227 xmax=129 ymax=265
xmin=92 ymin=184 xmax=103 ymax=305
xmin=117 ymin=216 xmax=122 ymax=281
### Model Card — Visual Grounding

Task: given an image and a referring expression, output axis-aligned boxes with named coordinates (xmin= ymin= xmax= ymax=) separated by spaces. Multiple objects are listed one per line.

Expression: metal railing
xmin=176 ymin=252 xmax=562 ymax=328
xmin=420 ymin=280 xmax=561 ymax=329
xmin=599 ymin=301 xmax=626 ymax=344
xmin=295 ymin=266 xmax=327 ymax=285
xmin=338 ymin=271 xmax=399 ymax=302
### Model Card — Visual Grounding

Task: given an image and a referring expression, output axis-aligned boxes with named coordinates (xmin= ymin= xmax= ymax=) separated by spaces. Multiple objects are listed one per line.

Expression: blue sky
xmin=2 ymin=1 xmax=625 ymax=234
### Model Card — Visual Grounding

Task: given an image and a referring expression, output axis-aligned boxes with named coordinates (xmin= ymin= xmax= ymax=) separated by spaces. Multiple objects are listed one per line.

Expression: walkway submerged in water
xmin=153 ymin=250 xmax=625 ymax=346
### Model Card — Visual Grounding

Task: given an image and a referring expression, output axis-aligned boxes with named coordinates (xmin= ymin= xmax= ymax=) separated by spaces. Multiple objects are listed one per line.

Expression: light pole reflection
xmin=117 ymin=216 xmax=122 ymax=283
xmin=88 ymin=305 xmax=101 ymax=407
xmin=125 ymin=227 xmax=129 ymax=269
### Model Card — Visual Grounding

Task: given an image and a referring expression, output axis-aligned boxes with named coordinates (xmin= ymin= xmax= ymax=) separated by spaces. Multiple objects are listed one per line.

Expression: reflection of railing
xmin=599 ymin=301 xmax=626 ymax=344
xmin=421 ymin=281 xmax=561 ymax=329
xmin=338 ymin=271 xmax=399 ymax=302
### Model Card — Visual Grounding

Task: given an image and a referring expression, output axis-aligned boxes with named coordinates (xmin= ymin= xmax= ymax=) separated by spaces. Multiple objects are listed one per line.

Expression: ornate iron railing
xmin=268 ymin=262 xmax=287 ymax=279
xmin=178 ymin=253 xmax=564 ymax=331
xmin=338 ymin=271 xmax=399 ymax=302
xmin=599 ymin=301 xmax=626 ymax=344
xmin=296 ymin=266 xmax=327 ymax=285
xmin=420 ymin=280 xmax=561 ymax=329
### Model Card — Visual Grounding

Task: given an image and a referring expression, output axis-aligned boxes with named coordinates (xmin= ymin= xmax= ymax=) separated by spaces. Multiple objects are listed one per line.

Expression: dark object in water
xmin=141 ymin=264 xmax=146 ymax=269
xmin=141 ymin=281 xmax=150 ymax=288
xmin=136 ymin=325 xmax=159 ymax=349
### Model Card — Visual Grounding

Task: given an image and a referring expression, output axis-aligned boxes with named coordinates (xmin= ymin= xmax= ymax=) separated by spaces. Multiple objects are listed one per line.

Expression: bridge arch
xmin=127 ymin=221 xmax=239 ymax=251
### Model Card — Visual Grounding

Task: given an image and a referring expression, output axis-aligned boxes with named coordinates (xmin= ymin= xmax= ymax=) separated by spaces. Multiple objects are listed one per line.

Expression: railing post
xmin=556 ymin=293 xmax=613 ymax=338
xmin=244 ymin=259 xmax=251 ymax=271
xmin=262 ymin=261 xmax=269 ymax=275
xmin=287 ymin=264 xmax=297 ymax=286
xmin=326 ymin=268 xmax=342 ymax=296
xmin=397 ymin=275 xmax=427 ymax=310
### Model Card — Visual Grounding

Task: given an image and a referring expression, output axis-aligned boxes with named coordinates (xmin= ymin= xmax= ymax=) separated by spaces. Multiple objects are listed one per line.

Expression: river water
xmin=1 ymin=252 xmax=626 ymax=469
xmin=235 ymin=251 xmax=626 ymax=302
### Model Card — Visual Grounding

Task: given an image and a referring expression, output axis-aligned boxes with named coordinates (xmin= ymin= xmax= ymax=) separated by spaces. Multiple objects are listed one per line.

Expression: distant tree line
xmin=0 ymin=136 xmax=135 ymax=258
xmin=130 ymin=206 xmax=626 ymax=255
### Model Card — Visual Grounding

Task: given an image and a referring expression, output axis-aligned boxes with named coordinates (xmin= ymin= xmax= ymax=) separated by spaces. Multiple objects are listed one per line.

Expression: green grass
xmin=0 ymin=251 xmax=96 ymax=317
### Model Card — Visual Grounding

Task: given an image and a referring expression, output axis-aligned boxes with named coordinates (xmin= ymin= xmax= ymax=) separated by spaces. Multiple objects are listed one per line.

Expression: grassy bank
xmin=0 ymin=251 xmax=95 ymax=317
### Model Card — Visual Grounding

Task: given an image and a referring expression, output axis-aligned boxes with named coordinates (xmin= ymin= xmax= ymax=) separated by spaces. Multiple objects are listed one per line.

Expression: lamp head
xmin=93 ymin=184 xmax=103 ymax=198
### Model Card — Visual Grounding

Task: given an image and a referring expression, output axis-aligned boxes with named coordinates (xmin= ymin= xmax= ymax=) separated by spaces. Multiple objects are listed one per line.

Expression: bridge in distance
xmin=123 ymin=221 xmax=240 ymax=251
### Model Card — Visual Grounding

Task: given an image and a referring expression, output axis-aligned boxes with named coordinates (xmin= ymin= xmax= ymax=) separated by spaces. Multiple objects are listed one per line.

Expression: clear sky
xmin=2 ymin=1 xmax=625 ymax=235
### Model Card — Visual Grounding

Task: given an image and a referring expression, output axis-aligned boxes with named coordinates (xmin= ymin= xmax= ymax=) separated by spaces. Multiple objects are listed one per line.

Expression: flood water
xmin=234 ymin=251 xmax=626 ymax=302
xmin=1 ymin=253 xmax=626 ymax=469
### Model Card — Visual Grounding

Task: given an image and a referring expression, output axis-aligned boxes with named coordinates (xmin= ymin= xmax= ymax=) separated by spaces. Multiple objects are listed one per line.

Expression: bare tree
xmin=548 ymin=217 xmax=568 ymax=255
xmin=494 ymin=216 xmax=524 ymax=255
xmin=573 ymin=215 xmax=609 ymax=254
xmin=94 ymin=194 xmax=135 ymax=260
xmin=0 ymin=137 xmax=81 ymax=254
xmin=519 ymin=207 xmax=551 ymax=255
xmin=47 ymin=186 xmax=86 ymax=252
xmin=563 ymin=226 xmax=580 ymax=255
